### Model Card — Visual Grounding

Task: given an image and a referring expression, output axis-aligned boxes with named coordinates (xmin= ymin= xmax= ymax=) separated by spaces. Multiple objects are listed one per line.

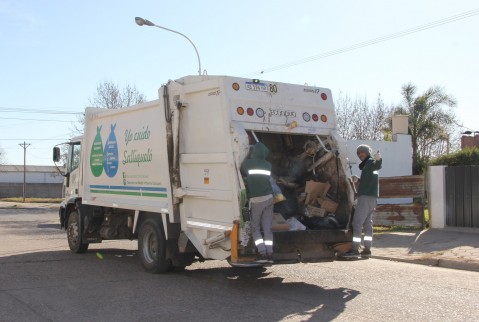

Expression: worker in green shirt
xmin=341 ymin=144 xmax=382 ymax=259
xmin=241 ymin=142 xmax=274 ymax=264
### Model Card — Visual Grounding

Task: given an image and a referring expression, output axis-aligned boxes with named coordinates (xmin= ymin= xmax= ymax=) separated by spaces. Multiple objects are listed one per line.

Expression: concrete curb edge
xmin=372 ymin=255 xmax=479 ymax=272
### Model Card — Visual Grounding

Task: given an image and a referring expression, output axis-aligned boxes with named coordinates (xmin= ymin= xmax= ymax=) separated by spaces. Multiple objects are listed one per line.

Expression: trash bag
xmin=286 ymin=217 xmax=307 ymax=231
xmin=273 ymin=187 xmax=298 ymax=219
xmin=301 ymin=215 xmax=342 ymax=230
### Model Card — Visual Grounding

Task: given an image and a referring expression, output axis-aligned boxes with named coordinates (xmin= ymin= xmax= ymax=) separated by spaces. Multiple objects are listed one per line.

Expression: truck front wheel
xmin=138 ymin=218 xmax=171 ymax=273
xmin=67 ymin=211 xmax=89 ymax=253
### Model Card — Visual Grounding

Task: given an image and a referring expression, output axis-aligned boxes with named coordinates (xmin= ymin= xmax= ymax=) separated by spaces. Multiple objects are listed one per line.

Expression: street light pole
xmin=135 ymin=17 xmax=202 ymax=76
xmin=18 ymin=141 xmax=31 ymax=203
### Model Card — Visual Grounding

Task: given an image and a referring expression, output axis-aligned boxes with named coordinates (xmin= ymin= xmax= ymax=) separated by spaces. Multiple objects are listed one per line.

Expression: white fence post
xmin=428 ymin=166 xmax=446 ymax=228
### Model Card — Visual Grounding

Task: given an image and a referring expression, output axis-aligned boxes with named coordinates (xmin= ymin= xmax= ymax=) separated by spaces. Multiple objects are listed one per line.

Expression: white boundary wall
xmin=346 ymin=134 xmax=412 ymax=204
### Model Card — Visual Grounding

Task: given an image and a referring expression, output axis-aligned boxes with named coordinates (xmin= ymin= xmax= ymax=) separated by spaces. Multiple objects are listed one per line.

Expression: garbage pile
xmin=269 ymin=139 xmax=346 ymax=231
xmin=272 ymin=177 xmax=344 ymax=231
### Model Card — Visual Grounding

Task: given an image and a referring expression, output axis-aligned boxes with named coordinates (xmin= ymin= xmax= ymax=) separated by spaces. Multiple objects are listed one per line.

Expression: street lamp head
xmin=462 ymin=131 xmax=473 ymax=135
xmin=135 ymin=17 xmax=155 ymax=27
xmin=134 ymin=16 xmax=202 ymax=75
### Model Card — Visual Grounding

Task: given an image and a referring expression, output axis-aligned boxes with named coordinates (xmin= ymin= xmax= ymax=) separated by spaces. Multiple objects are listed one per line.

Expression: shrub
xmin=429 ymin=147 xmax=479 ymax=166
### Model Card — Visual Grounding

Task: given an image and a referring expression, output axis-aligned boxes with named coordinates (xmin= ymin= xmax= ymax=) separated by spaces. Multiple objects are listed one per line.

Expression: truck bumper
xmin=273 ymin=229 xmax=352 ymax=262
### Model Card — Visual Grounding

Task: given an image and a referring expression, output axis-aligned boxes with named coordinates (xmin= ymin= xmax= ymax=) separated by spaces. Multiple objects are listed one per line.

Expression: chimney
xmin=392 ymin=115 xmax=409 ymax=136
xmin=461 ymin=134 xmax=479 ymax=149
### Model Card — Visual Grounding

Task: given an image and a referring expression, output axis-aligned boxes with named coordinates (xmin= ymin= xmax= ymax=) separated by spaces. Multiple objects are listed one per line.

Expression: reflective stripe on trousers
xmin=255 ymin=239 xmax=264 ymax=246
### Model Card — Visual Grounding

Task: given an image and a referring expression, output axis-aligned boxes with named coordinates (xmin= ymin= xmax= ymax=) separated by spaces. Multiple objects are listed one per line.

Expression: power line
xmin=0 ymin=106 xmax=83 ymax=114
xmin=0 ymin=116 xmax=76 ymax=123
xmin=0 ymin=133 xmax=72 ymax=145
xmin=242 ymin=7 xmax=479 ymax=77
xmin=1 ymin=138 xmax=69 ymax=141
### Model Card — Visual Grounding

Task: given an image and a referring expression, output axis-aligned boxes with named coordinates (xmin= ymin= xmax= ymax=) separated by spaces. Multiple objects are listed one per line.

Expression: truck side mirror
xmin=53 ymin=147 xmax=61 ymax=162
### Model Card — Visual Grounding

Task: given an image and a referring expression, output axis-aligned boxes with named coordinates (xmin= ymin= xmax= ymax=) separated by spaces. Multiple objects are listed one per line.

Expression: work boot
xmin=267 ymin=254 xmax=274 ymax=264
xmin=339 ymin=249 xmax=361 ymax=259
xmin=254 ymin=254 xmax=268 ymax=264
xmin=361 ymin=248 xmax=372 ymax=258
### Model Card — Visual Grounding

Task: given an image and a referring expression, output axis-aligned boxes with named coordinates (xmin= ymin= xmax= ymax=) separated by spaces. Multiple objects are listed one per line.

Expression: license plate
xmin=245 ymin=82 xmax=268 ymax=92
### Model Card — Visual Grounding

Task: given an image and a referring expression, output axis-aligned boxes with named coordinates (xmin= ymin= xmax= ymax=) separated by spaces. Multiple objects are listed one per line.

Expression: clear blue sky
xmin=1 ymin=0 xmax=478 ymax=165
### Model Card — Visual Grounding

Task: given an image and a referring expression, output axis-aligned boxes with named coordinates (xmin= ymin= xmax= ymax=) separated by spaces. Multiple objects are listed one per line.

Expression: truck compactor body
xmin=55 ymin=75 xmax=354 ymax=273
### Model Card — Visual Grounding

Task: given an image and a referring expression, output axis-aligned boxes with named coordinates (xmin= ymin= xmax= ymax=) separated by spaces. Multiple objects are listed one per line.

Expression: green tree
xmin=395 ymin=83 xmax=457 ymax=174
xmin=430 ymin=147 xmax=479 ymax=166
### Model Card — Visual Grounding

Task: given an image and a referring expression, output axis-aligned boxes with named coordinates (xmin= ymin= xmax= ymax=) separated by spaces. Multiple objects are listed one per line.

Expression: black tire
xmin=138 ymin=218 xmax=171 ymax=273
xmin=67 ymin=211 xmax=89 ymax=253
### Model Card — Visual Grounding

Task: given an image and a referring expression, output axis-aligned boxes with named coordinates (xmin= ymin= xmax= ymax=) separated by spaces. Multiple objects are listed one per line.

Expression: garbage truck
xmin=53 ymin=75 xmax=355 ymax=273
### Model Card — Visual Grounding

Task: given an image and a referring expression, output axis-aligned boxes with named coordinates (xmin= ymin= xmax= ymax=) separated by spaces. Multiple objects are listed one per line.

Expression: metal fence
xmin=445 ymin=166 xmax=479 ymax=227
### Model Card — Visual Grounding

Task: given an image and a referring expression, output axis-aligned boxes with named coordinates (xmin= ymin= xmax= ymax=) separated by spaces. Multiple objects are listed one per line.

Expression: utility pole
xmin=18 ymin=142 xmax=31 ymax=203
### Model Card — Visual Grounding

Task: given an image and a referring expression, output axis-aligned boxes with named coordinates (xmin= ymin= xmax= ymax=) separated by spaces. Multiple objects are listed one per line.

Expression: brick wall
xmin=461 ymin=135 xmax=479 ymax=149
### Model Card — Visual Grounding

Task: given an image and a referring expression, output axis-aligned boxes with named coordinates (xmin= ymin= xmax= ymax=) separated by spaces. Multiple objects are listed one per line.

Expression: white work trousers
xmin=250 ymin=195 xmax=274 ymax=256
xmin=352 ymin=195 xmax=377 ymax=251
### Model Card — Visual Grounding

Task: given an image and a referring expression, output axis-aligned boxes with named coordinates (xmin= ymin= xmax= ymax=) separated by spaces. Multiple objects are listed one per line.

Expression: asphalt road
xmin=1 ymin=208 xmax=479 ymax=322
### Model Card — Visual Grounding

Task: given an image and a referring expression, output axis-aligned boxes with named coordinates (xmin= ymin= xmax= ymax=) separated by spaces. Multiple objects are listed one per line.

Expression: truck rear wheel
xmin=138 ymin=218 xmax=171 ymax=273
xmin=67 ymin=211 xmax=89 ymax=253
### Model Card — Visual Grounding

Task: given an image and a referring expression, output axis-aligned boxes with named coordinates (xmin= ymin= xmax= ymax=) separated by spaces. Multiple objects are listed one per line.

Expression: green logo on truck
xmin=90 ymin=125 xmax=104 ymax=177
xmin=103 ymin=124 xmax=119 ymax=178
xmin=90 ymin=123 xmax=153 ymax=177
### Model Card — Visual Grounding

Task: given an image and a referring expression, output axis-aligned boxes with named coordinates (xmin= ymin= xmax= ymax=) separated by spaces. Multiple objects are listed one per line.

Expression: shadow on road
xmin=1 ymin=248 xmax=360 ymax=321
xmin=182 ymin=266 xmax=360 ymax=321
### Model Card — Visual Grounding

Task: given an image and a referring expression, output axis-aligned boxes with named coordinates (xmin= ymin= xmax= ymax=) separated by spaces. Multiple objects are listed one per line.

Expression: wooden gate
xmin=445 ymin=166 xmax=479 ymax=228
xmin=375 ymin=175 xmax=425 ymax=227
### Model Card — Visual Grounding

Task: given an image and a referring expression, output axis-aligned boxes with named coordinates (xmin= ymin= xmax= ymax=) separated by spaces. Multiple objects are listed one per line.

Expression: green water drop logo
xmin=90 ymin=125 xmax=104 ymax=177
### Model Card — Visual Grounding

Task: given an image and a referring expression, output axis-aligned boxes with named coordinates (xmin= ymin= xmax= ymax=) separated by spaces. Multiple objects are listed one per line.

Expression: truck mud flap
xmin=273 ymin=230 xmax=352 ymax=262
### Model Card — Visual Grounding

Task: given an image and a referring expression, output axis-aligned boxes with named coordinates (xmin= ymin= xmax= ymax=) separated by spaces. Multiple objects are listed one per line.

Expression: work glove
xmin=374 ymin=151 xmax=381 ymax=161
xmin=351 ymin=175 xmax=359 ymax=183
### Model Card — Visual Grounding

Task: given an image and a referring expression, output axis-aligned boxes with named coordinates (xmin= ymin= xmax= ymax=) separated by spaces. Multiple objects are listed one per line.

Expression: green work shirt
xmin=358 ymin=158 xmax=382 ymax=197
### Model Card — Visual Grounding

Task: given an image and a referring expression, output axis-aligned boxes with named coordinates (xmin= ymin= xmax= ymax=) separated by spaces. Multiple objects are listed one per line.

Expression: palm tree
xmin=396 ymin=83 xmax=457 ymax=174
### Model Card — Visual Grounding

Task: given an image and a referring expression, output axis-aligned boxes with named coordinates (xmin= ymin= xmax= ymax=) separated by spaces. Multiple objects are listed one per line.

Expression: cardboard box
xmin=317 ymin=197 xmax=338 ymax=213
xmin=305 ymin=181 xmax=331 ymax=205
xmin=305 ymin=205 xmax=326 ymax=217
xmin=271 ymin=213 xmax=290 ymax=231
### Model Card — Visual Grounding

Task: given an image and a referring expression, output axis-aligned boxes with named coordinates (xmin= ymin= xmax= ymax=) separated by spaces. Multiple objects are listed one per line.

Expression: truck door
xmin=65 ymin=142 xmax=82 ymax=199
xmin=173 ymin=79 xmax=240 ymax=260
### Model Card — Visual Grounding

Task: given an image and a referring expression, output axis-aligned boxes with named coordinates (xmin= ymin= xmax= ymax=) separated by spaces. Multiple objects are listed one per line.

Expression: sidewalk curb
xmin=372 ymin=255 xmax=479 ymax=272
